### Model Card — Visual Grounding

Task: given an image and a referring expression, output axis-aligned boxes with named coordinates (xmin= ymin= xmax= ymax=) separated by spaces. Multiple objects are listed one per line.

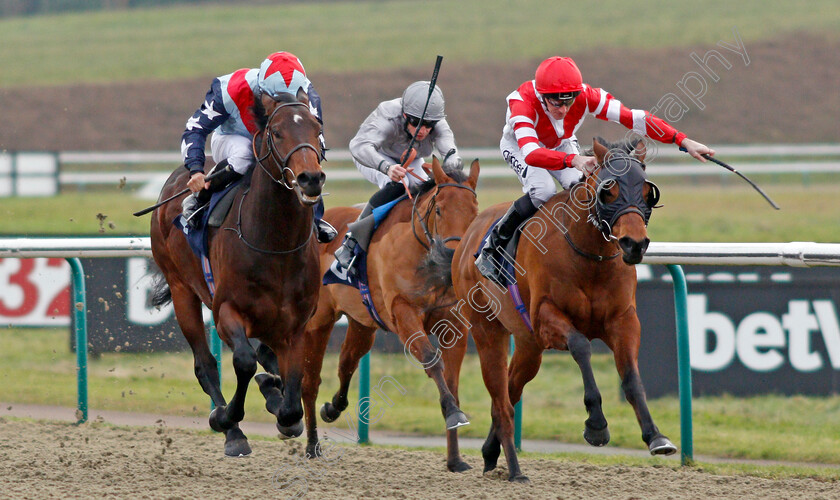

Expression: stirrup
xmin=334 ymin=237 xmax=358 ymax=269
xmin=475 ymin=250 xmax=502 ymax=283
xmin=315 ymin=219 xmax=337 ymax=243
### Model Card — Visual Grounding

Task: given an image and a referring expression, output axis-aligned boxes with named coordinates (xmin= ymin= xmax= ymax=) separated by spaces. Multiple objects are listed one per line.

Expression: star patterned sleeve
xmin=306 ymin=84 xmax=328 ymax=160
xmin=180 ymin=78 xmax=230 ymax=174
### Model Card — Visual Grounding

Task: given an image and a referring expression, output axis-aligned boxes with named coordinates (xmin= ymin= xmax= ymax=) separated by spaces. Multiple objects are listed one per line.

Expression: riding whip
xmin=400 ymin=55 xmax=444 ymax=197
xmin=132 ymin=165 xmax=233 ymax=217
xmin=680 ymin=148 xmax=780 ymax=210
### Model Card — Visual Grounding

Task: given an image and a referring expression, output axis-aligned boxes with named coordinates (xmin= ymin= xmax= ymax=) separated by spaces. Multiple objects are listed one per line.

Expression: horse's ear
xmin=260 ymin=92 xmax=277 ymax=113
xmin=296 ymin=87 xmax=310 ymax=105
xmin=467 ymin=159 xmax=480 ymax=189
xmin=431 ymin=155 xmax=447 ymax=184
xmin=592 ymin=138 xmax=608 ymax=165
xmin=632 ymin=139 xmax=647 ymax=163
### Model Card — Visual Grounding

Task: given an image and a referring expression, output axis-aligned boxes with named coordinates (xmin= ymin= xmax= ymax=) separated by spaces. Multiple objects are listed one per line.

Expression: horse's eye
xmin=598 ymin=179 xmax=617 ymax=204
xmin=435 ymin=207 xmax=441 ymax=216
xmin=273 ymin=130 xmax=282 ymax=139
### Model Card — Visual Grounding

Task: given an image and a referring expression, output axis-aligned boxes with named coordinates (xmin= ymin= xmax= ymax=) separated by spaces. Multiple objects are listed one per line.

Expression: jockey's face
xmin=405 ymin=114 xmax=436 ymax=141
xmin=542 ymin=93 xmax=578 ymax=121
xmin=544 ymin=97 xmax=573 ymax=120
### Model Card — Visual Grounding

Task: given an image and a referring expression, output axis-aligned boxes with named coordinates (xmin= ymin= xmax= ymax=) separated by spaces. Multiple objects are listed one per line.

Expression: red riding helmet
xmin=535 ymin=56 xmax=583 ymax=95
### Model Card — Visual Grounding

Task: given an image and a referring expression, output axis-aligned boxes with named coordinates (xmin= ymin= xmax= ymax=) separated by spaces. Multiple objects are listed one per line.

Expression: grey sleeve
xmin=349 ymin=108 xmax=399 ymax=174
xmin=432 ymin=119 xmax=463 ymax=170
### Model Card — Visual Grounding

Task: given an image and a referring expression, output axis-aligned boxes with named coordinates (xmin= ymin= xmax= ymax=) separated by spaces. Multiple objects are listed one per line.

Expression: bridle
xmin=561 ymin=155 xmax=658 ymax=262
xmin=412 ymin=181 xmax=477 ymax=251
xmin=225 ymin=100 xmax=322 ymax=255
xmin=252 ymin=101 xmax=322 ymax=190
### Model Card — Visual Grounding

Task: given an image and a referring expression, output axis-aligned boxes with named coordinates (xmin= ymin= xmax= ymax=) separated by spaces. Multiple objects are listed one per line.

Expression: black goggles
xmin=405 ymin=114 xmax=438 ymax=129
xmin=543 ymin=92 xmax=580 ymax=108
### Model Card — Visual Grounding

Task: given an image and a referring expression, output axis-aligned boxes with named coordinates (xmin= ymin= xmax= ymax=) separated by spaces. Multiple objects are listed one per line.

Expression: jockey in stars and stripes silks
xmin=178 ymin=51 xmax=335 ymax=242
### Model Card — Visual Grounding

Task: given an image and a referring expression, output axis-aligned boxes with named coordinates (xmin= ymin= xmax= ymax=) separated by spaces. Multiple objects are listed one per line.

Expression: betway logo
xmin=689 ymin=295 xmax=840 ymax=373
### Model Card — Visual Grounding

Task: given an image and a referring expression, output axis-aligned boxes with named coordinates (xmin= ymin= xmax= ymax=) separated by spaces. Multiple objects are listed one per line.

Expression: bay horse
xmin=448 ymin=138 xmax=673 ymax=482
xmin=299 ymin=157 xmax=479 ymax=470
xmin=149 ymin=90 xmax=326 ymax=456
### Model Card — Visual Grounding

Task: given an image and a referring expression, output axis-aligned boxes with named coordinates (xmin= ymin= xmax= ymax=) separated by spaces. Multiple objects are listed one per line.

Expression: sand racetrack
xmin=1 ymin=418 xmax=837 ymax=500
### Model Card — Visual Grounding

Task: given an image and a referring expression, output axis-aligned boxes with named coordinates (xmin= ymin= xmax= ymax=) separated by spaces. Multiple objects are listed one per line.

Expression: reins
xmin=224 ymin=187 xmax=314 ymax=255
xmin=252 ymin=101 xmax=321 ymax=190
xmin=411 ymin=181 xmax=477 ymax=250
xmin=227 ymin=100 xmax=320 ymax=255
xmin=560 ymin=170 xmax=621 ymax=263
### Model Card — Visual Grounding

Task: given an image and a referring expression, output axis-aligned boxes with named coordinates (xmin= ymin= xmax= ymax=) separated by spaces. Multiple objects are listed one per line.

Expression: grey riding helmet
xmin=402 ymin=81 xmax=446 ymax=120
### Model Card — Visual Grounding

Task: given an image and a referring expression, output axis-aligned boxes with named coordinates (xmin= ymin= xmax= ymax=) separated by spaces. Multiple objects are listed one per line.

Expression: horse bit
xmin=227 ymin=101 xmax=323 ymax=255
xmin=252 ymin=101 xmax=323 ymax=190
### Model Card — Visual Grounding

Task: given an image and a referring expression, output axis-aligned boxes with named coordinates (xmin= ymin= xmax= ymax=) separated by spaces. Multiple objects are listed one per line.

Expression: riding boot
xmin=333 ymin=203 xmax=374 ymax=271
xmin=334 ymin=181 xmax=405 ymax=271
xmin=475 ymin=194 xmax=538 ymax=284
xmin=312 ymin=198 xmax=337 ymax=243
xmin=181 ymin=188 xmax=212 ymax=228
xmin=181 ymin=161 xmax=242 ymax=229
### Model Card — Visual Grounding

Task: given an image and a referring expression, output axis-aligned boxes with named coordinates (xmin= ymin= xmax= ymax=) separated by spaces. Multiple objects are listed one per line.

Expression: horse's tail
xmin=417 ymin=236 xmax=456 ymax=296
xmin=149 ymin=270 xmax=172 ymax=308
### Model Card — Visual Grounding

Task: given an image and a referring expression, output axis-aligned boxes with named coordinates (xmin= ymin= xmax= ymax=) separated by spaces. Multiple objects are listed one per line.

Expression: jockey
xmin=475 ymin=56 xmax=715 ymax=282
xmin=333 ymin=81 xmax=464 ymax=272
xmin=180 ymin=51 xmax=336 ymax=242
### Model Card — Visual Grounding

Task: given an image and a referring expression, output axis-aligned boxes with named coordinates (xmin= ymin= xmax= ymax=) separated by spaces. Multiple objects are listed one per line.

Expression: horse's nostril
xmin=619 ymin=236 xmax=645 ymax=255
xmin=297 ymin=171 xmax=322 ymax=187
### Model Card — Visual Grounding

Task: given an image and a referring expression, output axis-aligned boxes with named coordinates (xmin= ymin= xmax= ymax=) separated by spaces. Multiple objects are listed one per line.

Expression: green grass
xmin=4 ymin=329 xmax=840 ymax=467
xmin=2 ymin=176 xmax=838 ymax=242
xmin=1 ymin=0 xmax=838 ymax=87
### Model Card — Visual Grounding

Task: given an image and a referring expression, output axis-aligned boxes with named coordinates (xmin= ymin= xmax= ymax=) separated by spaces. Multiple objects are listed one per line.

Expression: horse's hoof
xmin=209 ymin=406 xmax=229 ymax=433
xmin=508 ymin=474 xmax=530 ymax=484
xmin=445 ymin=411 xmax=470 ymax=430
xmin=447 ymin=460 xmax=472 ymax=473
xmin=583 ymin=423 xmax=610 ymax=447
xmin=277 ymin=419 xmax=304 ymax=440
xmin=224 ymin=438 xmax=252 ymax=457
xmin=320 ymin=402 xmax=341 ymax=423
xmin=254 ymin=372 xmax=274 ymax=389
xmin=305 ymin=442 xmax=321 ymax=459
xmin=649 ymin=436 xmax=678 ymax=456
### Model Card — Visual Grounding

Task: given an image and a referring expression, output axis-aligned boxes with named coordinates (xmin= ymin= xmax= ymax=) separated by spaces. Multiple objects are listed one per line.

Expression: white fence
xmin=1 ymin=144 xmax=838 ymax=194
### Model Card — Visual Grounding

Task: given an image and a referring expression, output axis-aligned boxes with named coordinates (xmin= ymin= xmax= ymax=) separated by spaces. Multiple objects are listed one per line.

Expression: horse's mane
xmin=413 ymin=165 xmax=471 ymax=311
xmin=251 ymin=92 xmax=299 ymax=131
xmin=583 ymin=136 xmax=640 ymax=156
xmin=412 ymin=166 xmax=469 ymax=197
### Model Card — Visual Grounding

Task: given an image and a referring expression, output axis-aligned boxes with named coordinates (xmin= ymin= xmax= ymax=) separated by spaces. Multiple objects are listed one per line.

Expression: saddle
xmin=474 ymin=217 xmax=528 ymax=287
xmin=174 ymin=178 xmax=244 ymax=259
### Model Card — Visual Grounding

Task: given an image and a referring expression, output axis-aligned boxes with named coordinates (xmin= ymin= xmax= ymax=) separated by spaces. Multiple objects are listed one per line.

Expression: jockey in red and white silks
xmin=476 ymin=56 xmax=715 ymax=284
xmin=501 ymin=76 xmax=691 ymax=203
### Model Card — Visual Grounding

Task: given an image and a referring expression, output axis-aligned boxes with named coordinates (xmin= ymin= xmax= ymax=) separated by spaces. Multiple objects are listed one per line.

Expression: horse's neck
xmin=242 ymin=168 xmax=313 ymax=246
xmin=543 ymin=192 xmax=612 ymax=256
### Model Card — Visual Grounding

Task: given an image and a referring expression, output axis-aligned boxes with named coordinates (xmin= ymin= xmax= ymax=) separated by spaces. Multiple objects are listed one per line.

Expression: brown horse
xmin=149 ymin=91 xmax=326 ymax=456
xmin=300 ymin=157 xmax=479 ymax=470
xmin=448 ymin=138 xmax=673 ymax=482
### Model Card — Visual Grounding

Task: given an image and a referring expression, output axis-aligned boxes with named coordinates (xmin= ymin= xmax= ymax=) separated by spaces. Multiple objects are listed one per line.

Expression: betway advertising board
xmin=1 ymin=257 xmax=839 ymax=396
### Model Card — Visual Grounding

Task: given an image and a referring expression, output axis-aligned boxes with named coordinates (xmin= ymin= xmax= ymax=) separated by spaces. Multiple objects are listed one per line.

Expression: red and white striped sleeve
xmin=585 ymin=86 xmax=687 ymax=146
xmin=507 ymin=90 xmax=572 ymax=170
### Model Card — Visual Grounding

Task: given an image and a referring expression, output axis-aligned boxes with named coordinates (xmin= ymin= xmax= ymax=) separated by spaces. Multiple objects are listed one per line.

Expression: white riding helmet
xmin=402 ymin=81 xmax=446 ymax=121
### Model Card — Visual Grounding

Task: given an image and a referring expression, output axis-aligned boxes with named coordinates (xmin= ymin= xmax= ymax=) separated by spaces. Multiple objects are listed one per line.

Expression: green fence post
xmin=67 ymin=258 xmax=87 ymax=424
xmin=358 ymin=351 xmax=371 ymax=444
xmin=666 ymin=264 xmax=693 ymax=465
xmin=209 ymin=320 xmax=221 ymax=409
xmin=511 ymin=334 xmax=522 ymax=451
